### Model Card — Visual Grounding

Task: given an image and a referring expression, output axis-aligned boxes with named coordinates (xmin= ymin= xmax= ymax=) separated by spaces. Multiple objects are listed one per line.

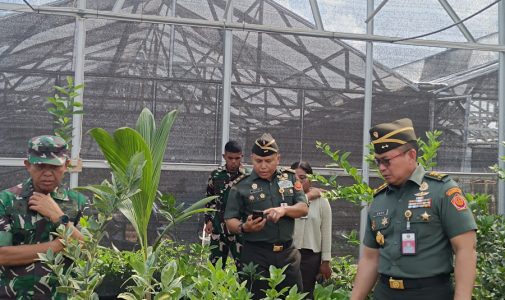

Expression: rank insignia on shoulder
xmin=231 ymin=173 xmax=249 ymax=186
xmin=450 ymin=193 xmax=468 ymax=211
xmin=374 ymin=183 xmax=388 ymax=196
xmin=425 ymin=171 xmax=448 ymax=181
xmin=281 ymin=167 xmax=295 ymax=174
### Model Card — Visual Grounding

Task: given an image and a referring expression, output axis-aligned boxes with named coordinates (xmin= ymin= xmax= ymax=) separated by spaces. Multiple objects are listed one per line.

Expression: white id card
xmin=401 ymin=231 xmax=416 ymax=255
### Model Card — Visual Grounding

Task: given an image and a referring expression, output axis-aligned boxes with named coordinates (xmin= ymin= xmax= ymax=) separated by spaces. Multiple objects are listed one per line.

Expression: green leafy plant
xmin=417 ymin=130 xmax=442 ymax=171
xmin=473 ymin=213 xmax=505 ymax=299
xmin=341 ymin=229 xmax=360 ymax=246
xmin=466 ymin=193 xmax=491 ymax=216
xmin=153 ymin=193 xmax=216 ymax=251
xmin=312 ymin=283 xmax=350 ymax=300
xmin=46 ymin=76 xmax=84 ymax=147
xmin=89 ymin=108 xmax=177 ymax=261
xmin=186 ymin=260 xmax=251 ymax=300
xmin=260 ymin=265 xmax=307 ymax=300
xmin=88 ymin=108 xmax=215 ymax=299
xmin=313 ymin=141 xmax=374 ymax=205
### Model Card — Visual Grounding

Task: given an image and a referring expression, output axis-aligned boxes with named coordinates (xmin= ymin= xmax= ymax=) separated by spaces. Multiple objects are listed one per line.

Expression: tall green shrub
xmin=88 ymin=108 xmax=176 ymax=260
xmin=46 ymin=76 xmax=84 ymax=148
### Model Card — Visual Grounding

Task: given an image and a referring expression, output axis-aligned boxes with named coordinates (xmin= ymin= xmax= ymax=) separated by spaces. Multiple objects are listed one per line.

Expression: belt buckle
xmin=389 ymin=277 xmax=405 ymax=289
xmin=273 ymin=245 xmax=283 ymax=252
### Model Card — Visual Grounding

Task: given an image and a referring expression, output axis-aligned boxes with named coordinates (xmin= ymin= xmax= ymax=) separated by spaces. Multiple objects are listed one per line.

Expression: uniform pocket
xmin=371 ymin=215 xmax=392 ymax=232
xmin=409 ymin=208 xmax=438 ymax=224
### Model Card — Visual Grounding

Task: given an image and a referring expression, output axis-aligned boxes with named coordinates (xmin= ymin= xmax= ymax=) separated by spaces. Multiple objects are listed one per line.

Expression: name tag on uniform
xmin=278 ymin=180 xmax=293 ymax=189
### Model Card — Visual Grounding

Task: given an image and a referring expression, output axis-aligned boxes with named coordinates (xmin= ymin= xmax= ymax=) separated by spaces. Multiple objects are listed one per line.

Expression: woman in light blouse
xmin=291 ymin=161 xmax=332 ymax=298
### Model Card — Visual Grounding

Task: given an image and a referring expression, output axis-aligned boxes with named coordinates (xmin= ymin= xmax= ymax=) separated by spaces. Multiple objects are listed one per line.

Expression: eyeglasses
xmin=374 ymin=149 xmax=410 ymax=167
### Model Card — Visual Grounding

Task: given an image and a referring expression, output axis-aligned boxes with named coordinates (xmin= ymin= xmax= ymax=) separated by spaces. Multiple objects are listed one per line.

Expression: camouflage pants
xmin=209 ymin=232 xmax=242 ymax=271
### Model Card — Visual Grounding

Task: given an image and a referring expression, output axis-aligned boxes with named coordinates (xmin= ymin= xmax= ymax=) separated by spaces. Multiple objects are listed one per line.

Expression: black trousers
xmin=374 ymin=277 xmax=454 ymax=300
xmin=299 ymin=249 xmax=321 ymax=299
xmin=241 ymin=242 xmax=302 ymax=300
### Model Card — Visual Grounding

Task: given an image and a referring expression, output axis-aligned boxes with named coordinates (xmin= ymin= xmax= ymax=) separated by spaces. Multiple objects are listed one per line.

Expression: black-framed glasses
xmin=374 ymin=149 xmax=410 ymax=167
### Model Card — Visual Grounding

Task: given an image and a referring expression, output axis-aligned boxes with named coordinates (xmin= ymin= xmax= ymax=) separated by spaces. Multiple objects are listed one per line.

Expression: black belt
xmin=245 ymin=240 xmax=293 ymax=252
xmin=379 ymin=274 xmax=450 ymax=290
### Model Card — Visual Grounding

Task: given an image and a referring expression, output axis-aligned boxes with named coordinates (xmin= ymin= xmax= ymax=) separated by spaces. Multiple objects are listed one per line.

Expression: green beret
xmin=369 ymin=118 xmax=417 ymax=154
xmin=28 ymin=135 xmax=69 ymax=166
xmin=252 ymin=133 xmax=279 ymax=156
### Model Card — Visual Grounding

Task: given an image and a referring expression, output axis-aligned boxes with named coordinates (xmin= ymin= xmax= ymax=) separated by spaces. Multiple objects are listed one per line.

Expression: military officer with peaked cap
xmin=351 ymin=118 xmax=477 ymax=300
xmin=0 ymin=135 xmax=86 ymax=299
xmin=225 ymin=133 xmax=309 ymax=299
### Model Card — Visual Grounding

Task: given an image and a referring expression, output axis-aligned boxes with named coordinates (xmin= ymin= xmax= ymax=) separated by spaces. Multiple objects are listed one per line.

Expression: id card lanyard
xmin=401 ymin=210 xmax=416 ymax=255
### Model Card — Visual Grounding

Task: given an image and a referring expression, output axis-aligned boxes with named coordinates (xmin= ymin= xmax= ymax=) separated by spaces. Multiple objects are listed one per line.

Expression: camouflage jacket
xmin=205 ymin=165 xmax=247 ymax=234
xmin=0 ymin=178 xmax=86 ymax=299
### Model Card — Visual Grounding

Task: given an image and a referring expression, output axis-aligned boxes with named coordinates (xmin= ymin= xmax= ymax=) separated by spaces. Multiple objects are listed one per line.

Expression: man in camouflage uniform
xmin=0 ymin=135 xmax=86 ymax=299
xmin=204 ymin=140 xmax=246 ymax=270
xmin=351 ymin=119 xmax=477 ymax=300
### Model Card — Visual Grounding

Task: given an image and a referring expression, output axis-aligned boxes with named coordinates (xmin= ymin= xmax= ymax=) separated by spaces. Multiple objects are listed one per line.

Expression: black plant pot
xmin=96 ymin=272 xmax=132 ymax=299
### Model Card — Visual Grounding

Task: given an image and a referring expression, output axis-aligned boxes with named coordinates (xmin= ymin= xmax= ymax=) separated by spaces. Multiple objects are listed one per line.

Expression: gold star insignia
xmin=381 ymin=217 xmax=388 ymax=226
xmin=421 ymin=211 xmax=431 ymax=221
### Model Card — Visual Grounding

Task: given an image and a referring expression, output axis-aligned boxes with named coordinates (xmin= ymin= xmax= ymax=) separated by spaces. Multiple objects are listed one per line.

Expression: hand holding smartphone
xmin=252 ymin=210 xmax=266 ymax=220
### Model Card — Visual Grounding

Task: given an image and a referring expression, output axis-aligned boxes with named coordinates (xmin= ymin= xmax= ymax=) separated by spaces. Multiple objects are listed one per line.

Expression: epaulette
xmin=424 ymin=171 xmax=449 ymax=181
xmin=230 ymin=173 xmax=249 ymax=187
xmin=373 ymin=182 xmax=388 ymax=196
xmin=280 ymin=167 xmax=295 ymax=173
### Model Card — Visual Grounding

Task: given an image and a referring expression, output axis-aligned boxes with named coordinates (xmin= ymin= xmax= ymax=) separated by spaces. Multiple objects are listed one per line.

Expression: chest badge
xmin=414 ymin=191 xmax=429 ymax=197
xmin=252 ymin=183 xmax=258 ymax=190
xmin=381 ymin=217 xmax=389 ymax=226
xmin=371 ymin=219 xmax=376 ymax=231
xmin=419 ymin=182 xmax=429 ymax=191
xmin=259 ymin=193 xmax=266 ymax=199
xmin=376 ymin=231 xmax=385 ymax=246
xmin=421 ymin=211 xmax=431 ymax=221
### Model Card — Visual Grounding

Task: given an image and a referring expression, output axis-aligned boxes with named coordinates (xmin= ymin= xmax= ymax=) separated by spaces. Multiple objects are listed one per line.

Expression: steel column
xmin=437 ymin=0 xmax=476 ymax=43
xmin=498 ymin=0 xmax=505 ymax=215
xmin=168 ymin=0 xmax=176 ymax=78
xmin=365 ymin=0 xmax=390 ymax=23
xmin=359 ymin=0 xmax=374 ymax=257
xmin=221 ymin=0 xmax=233 ymax=162
xmin=70 ymin=0 xmax=86 ymax=188
xmin=309 ymin=0 xmax=324 ymax=31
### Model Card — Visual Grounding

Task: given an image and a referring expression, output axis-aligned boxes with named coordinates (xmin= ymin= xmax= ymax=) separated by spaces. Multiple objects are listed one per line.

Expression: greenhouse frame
xmin=0 ymin=0 xmax=504 ymax=250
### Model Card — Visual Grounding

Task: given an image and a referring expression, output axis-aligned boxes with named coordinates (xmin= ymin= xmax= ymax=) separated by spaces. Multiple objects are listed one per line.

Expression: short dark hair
xmin=224 ymin=140 xmax=242 ymax=153
xmin=290 ymin=161 xmax=313 ymax=174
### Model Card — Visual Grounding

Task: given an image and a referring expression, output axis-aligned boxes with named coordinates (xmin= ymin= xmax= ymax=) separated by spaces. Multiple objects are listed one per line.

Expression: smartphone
xmin=252 ymin=210 xmax=265 ymax=220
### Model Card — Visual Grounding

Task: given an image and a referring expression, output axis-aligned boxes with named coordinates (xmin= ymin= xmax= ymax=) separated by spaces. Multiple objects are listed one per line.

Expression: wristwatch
xmin=58 ymin=214 xmax=70 ymax=226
